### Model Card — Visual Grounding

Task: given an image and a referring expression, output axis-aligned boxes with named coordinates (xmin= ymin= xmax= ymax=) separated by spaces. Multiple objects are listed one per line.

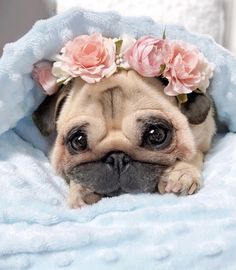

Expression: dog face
xmin=34 ymin=70 xmax=211 ymax=196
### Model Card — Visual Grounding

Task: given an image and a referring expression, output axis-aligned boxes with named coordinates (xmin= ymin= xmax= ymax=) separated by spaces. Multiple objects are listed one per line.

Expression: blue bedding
xmin=0 ymin=8 xmax=236 ymax=270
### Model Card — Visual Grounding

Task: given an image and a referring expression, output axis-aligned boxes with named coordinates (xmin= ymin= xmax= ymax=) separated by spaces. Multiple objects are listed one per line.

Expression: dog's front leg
xmin=158 ymin=151 xmax=204 ymax=195
xmin=68 ymin=181 xmax=102 ymax=208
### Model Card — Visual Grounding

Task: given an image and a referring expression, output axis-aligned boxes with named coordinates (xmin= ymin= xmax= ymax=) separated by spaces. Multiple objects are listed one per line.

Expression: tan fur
xmin=50 ymin=70 xmax=215 ymax=207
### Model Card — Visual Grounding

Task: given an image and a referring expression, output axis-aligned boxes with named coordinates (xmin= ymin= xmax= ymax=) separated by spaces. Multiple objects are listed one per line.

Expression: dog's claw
xmin=157 ymin=180 xmax=167 ymax=194
xmin=188 ymin=183 xmax=198 ymax=195
xmin=172 ymin=182 xmax=182 ymax=193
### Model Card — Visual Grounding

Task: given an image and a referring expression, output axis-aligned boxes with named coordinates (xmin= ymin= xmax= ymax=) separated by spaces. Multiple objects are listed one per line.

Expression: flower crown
xmin=32 ymin=32 xmax=214 ymax=103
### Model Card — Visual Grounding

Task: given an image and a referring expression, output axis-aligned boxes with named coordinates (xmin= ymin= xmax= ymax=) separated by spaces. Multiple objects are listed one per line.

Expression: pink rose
xmin=163 ymin=41 xmax=213 ymax=96
xmin=32 ymin=61 xmax=58 ymax=95
xmin=58 ymin=33 xmax=116 ymax=83
xmin=125 ymin=36 xmax=166 ymax=77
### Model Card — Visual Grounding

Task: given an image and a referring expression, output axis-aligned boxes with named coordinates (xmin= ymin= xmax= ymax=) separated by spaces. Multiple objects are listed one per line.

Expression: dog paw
xmin=158 ymin=162 xmax=202 ymax=196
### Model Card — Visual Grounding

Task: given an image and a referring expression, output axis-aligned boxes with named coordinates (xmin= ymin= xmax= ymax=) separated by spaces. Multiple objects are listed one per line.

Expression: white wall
xmin=224 ymin=0 xmax=236 ymax=55
xmin=0 ymin=0 xmax=55 ymax=55
xmin=0 ymin=0 xmax=235 ymax=56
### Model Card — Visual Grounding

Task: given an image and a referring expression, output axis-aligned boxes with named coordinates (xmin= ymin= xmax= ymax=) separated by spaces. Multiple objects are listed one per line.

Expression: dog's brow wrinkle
xmin=110 ymin=89 xmax=114 ymax=119
xmin=101 ymin=87 xmax=122 ymax=123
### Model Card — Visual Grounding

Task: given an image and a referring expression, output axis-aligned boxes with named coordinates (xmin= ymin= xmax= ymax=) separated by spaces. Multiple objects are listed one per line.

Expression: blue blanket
xmin=0 ymin=8 xmax=236 ymax=270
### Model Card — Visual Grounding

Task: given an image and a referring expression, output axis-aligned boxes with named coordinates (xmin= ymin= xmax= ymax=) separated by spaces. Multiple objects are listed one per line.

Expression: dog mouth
xmin=100 ymin=188 xmax=124 ymax=197
xmin=66 ymin=154 xmax=167 ymax=197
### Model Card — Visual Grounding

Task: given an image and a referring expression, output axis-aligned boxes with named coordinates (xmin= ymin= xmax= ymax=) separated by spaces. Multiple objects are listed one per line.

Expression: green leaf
xmin=177 ymin=94 xmax=188 ymax=104
xmin=115 ymin=39 xmax=123 ymax=55
xmin=162 ymin=26 xmax=167 ymax=39
xmin=117 ymin=66 xmax=126 ymax=72
xmin=159 ymin=64 xmax=166 ymax=73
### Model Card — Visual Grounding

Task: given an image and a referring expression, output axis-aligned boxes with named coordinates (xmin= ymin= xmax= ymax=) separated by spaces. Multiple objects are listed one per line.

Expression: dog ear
xmin=32 ymin=83 xmax=72 ymax=136
xmin=180 ymin=92 xmax=211 ymax=125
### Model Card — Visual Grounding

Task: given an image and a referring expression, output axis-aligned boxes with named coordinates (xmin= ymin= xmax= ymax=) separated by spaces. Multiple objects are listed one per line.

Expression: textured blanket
xmin=0 ymin=8 xmax=236 ymax=270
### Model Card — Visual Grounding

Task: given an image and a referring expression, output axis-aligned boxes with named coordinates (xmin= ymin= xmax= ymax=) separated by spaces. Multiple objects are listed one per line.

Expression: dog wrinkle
xmin=101 ymin=87 xmax=124 ymax=126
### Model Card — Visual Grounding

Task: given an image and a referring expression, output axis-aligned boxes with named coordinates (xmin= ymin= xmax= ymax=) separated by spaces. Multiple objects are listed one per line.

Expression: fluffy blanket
xmin=0 ymin=8 xmax=236 ymax=270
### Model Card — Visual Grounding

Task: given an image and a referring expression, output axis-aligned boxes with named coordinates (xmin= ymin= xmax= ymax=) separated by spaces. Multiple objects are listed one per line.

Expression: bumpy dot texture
xmin=0 ymin=8 xmax=236 ymax=270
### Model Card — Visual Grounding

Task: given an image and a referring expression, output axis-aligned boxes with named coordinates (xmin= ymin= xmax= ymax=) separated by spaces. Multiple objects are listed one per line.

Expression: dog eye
xmin=67 ymin=131 xmax=87 ymax=152
xmin=142 ymin=124 xmax=169 ymax=149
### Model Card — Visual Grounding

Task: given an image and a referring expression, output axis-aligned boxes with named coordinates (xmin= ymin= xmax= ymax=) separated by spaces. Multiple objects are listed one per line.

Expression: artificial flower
xmin=163 ymin=41 xmax=213 ymax=96
xmin=32 ymin=61 xmax=58 ymax=95
xmin=54 ymin=33 xmax=117 ymax=83
xmin=125 ymin=36 xmax=167 ymax=77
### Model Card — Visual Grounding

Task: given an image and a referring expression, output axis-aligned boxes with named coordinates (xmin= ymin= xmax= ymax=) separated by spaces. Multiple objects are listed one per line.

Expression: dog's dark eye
xmin=68 ymin=131 xmax=87 ymax=152
xmin=142 ymin=124 xmax=170 ymax=149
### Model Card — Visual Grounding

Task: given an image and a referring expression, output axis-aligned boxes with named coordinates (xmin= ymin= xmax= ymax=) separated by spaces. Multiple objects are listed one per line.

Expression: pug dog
xmin=33 ymin=70 xmax=215 ymax=208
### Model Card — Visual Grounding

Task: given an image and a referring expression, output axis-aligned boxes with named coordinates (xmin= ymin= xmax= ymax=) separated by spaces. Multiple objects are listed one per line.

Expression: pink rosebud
xmin=58 ymin=33 xmax=116 ymax=83
xmin=163 ymin=41 xmax=213 ymax=96
xmin=32 ymin=61 xmax=58 ymax=95
xmin=125 ymin=36 xmax=167 ymax=77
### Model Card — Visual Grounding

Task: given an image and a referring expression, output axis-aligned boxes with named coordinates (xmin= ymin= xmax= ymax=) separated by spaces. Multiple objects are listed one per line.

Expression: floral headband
xmin=32 ymin=32 xmax=214 ymax=103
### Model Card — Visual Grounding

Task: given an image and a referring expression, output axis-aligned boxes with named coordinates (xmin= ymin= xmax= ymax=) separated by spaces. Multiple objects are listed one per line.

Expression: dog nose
xmin=104 ymin=152 xmax=131 ymax=173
